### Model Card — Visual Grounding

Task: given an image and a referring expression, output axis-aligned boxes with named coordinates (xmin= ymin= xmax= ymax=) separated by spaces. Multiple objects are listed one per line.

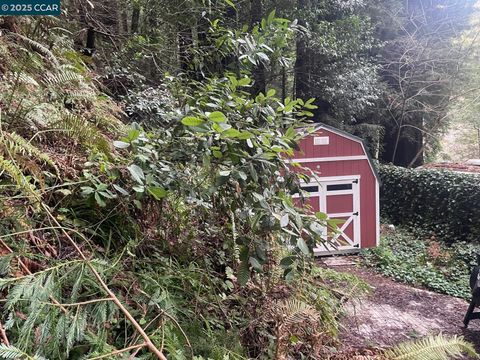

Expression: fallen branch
xmin=44 ymin=297 xmax=114 ymax=308
xmin=87 ymin=342 xmax=146 ymax=360
xmin=0 ymin=320 xmax=10 ymax=346
xmin=41 ymin=203 xmax=168 ymax=360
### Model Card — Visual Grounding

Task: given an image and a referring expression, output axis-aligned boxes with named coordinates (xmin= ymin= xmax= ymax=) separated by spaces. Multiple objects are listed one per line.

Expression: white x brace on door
xmin=314 ymin=176 xmax=361 ymax=253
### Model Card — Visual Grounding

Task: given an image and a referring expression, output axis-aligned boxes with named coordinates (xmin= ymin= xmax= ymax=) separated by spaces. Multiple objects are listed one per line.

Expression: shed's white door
xmin=314 ymin=177 xmax=361 ymax=253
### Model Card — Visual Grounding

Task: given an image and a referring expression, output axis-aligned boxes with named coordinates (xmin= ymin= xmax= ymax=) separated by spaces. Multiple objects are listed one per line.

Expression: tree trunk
xmin=120 ymin=8 xmax=128 ymax=34
xmin=131 ymin=3 xmax=140 ymax=33
xmin=178 ymin=27 xmax=193 ymax=73
xmin=249 ymin=0 xmax=266 ymax=95
xmin=294 ymin=0 xmax=308 ymax=100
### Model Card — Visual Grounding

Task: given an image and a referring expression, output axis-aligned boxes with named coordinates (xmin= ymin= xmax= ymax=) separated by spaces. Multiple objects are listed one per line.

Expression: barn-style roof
xmin=312 ymin=123 xmax=381 ymax=183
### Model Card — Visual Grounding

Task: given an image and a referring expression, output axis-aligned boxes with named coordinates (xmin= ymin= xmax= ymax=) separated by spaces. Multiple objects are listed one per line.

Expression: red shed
xmin=290 ymin=124 xmax=380 ymax=255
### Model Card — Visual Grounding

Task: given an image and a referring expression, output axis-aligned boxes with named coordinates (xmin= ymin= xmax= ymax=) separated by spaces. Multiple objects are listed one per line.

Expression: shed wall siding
xmin=297 ymin=159 xmax=377 ymax=248
xmin=294 ymin=129 xmax=365 ymax=159
xmin=291 ymin=127 xmax=379 ymax=249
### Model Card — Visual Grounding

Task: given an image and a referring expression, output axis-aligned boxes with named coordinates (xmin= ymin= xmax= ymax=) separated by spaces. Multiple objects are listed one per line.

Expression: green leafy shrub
xmin=379 ymin=164 xmax=480 ymax=243
xmin=363 ymin=227 xmax=479 ymax=299
xmin=0 ymin=14 xmax=364 ymax=360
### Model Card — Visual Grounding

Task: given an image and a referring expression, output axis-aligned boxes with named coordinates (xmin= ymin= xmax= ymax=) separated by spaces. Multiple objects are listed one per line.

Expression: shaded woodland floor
xmin=321 ymin=257 xmax=480 ymax=354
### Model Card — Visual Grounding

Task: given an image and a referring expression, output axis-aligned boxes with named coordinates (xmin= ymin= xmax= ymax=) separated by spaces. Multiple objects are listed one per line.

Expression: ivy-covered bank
xmin=363 ymin=227 xmax=479 ymax=299
xmin=379 ymin=165 xmax=480 ymax=243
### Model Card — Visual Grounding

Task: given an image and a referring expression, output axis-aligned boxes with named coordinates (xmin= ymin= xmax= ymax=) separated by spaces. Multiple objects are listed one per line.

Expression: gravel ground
xmin=320 ymin=258 xmax=480 ymax=355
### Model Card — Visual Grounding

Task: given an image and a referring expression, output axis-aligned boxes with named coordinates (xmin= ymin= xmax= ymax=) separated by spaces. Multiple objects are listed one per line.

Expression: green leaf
xmin=238 ymin=260 xmax=250 ymax=286
xmin=238 ymin=77 xmax=251 ymax=86
xmin=222 ymin=128 xmax=242 ymax=138
xmin=113 ymin=184 xmax=129 ymax=196
xmin=297 ymin=238 xmax=310 ymax=255
xmin=148 ymin=186 xmax=167 ymax=200
xmin=126 ymin=128 xmax=140 ymax=142
xmin=0 ymin=344 xmax=31 ymax=359
xmin=213 ymin=150 xmax=223 ymax=158
xmin=237 ymin=131 xmax=253 ymax=140
xmin=315 ymin=212 xmax=328 ymax=221
xmin=181 ymin=116 xmax=205 ymax=126
xmin=99 ymin=191 xmax=115 ymax=199
xmin=249 ymin=163 xmax=258 ymax=182
xmin=133 ymin=185 xmax=144 ymax=193
xmin=0 ymin=254 xmax=13 ymax=276
xmin=284 ymin=101 xmax=295 ymax=113
xmin=280 ymin=213 xmax=289 ymax=228
xmin=309 ymin=222 xmax=324 ymax=236
xmin=113 ymin=141 xmax=130 ymax=149
xmin=257 ymin=52 xmax=270 ymax=63
xmin=249 ymin=257 xmax=263 ymax=272
xmin=279 ymin=255 xmax=295 ymax=268
xmin=127 ymin=164 xmax=145 ymax=184
xmin=213 ymin=122 xmax=231 ymax=132
xmin=208 ymin=111 xmax=227 ymax=123
xmin=300 ymin=110 xmax=314 ymax=117
xmin=267 ymin=9 xmax=276 ymax=24
xmin=235 ymin=170 xmax=247 ymax=181
xmin=80 ymin=186 xmax=94 ymax=195
xmin=304 ymin=98 xmax=318 ymax=109
xmin=224 ymin=0 xmax=235 ymax=8
xmin=285 ymin=127 xmax=296 ymax=139
xmin=94 ymin=192 xmax=106 ymax=207
xmin=266 ymin=88 xmax=276 ymax=97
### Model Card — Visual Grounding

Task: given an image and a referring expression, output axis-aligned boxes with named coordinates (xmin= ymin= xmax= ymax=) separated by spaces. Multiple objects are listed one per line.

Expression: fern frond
xmin=13 ymin=72 xmax=39 ymax=87
xmin=44 ymin=69 xmax=82 ymax=86
xmin=64 ymin=88 xmax=97 ymax=102
xmin=0 ymin=155 xmax=39 ymax=200
xmin=24 ymin=103 xmax=61 ymax=129
xmin=55 ymin=114 xmax=110 ymax=154
xmin=385 ymin=334 xmax=478 ymax=360
xmin=0 ymin=42 xmax=9 ymax=57
xmin=49 ymin=33 xmax=74 ymax=49
xmin=58 ymin=64 xmax=78 ymax=72
xmin=66 ymin=308 xmax=87 ymax=355
xmin=274 ymin=299 xmax=320 ymax=328
xmin=2 ymin=132 xmax=59 ymax=174
xmin=0 ymin=254 xmax=13 ymax=276
xmin=11 ymin=32 xmax=59 ymax=67
xmin=0 ymin=344 xmax=35 ymax=360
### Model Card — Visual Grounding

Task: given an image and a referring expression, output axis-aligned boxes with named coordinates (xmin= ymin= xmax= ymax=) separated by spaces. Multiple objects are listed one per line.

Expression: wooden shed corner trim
xmin=313 ymin=123 xmax=381 ymax=185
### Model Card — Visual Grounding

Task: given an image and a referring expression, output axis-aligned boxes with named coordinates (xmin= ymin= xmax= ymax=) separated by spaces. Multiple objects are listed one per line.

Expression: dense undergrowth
xmin=0 ymin=16 xmax=373 ymax=360
xmin=362 ymin=226 xmax=479 ymax=300
xmin=0 ymin=12 xmax=477 ymax=360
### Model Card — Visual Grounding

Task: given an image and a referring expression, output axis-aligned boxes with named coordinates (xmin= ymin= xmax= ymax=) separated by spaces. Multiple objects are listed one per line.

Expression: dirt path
xmin=321 ymin=257 xmax=480 ymax=353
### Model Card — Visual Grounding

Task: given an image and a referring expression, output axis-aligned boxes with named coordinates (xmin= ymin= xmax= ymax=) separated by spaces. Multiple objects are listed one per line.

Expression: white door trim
xmin=291 ymin=176 xmax=360 ymax=198
xmin=316 ymin=177 xmax=361 ymax=252
xmin=312 ymin=175 xmax=360 ymax=182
